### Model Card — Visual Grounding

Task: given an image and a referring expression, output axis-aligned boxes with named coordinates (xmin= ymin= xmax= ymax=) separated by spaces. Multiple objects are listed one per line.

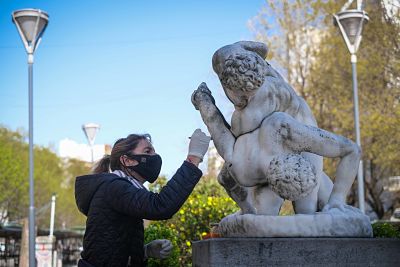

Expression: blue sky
xmin=0 ymin=0 xmax=266 ymax=177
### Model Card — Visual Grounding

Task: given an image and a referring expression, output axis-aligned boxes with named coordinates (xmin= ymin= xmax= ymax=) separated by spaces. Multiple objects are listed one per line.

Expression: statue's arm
xmin=192 ymin=82 xmax=235 ymax=162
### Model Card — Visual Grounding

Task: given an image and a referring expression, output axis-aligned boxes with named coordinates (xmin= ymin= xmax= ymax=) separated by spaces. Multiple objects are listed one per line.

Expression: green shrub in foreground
xmin=372 ymin=222 xmax=400 ymax=238
xmin=147 ymin=177 xmax=239 ymax=266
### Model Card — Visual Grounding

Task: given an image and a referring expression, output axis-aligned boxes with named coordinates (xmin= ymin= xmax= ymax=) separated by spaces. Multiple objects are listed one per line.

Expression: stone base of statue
xmin=218 ymin=206 xmax=373 ymax=237
xmin=192 ymin=237 xmax=400 ymax=267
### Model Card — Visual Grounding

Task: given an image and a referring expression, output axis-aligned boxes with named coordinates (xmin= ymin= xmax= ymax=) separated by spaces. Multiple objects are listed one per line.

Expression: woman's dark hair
xmin=92 ymin=133 xmax=151 ymax=174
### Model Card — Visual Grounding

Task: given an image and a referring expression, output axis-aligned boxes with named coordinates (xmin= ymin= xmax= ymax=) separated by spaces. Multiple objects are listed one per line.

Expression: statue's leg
xmin=294 ymin=171 xmax=333 ymax=213
xmin=262 ymin=112 xmax=361 ymax=211
xmin=317 ymin=172 xmax=334 ymax=210
xmin=249 ymin=184 xmax=283 ymax=215
xmin=218 ymin=163 xmax=256 ymax=214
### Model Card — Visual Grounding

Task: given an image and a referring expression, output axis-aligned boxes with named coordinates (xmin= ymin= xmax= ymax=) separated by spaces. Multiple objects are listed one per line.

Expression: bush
xmin=372 ymin=222 xmax=400 ymax=238
xmin=170 ymin=193 xmax=238 ymax=266
xmin=148 ymin=176 xmax=239 ymax=266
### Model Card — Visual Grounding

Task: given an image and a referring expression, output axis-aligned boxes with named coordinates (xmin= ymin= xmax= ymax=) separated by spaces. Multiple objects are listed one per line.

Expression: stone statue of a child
xmin=192 ymin=41 xmax=361 ymax=216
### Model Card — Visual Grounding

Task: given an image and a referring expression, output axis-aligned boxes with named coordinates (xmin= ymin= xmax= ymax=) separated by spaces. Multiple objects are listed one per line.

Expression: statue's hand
xmin=191 ymin=82 xmax=216 ymax=110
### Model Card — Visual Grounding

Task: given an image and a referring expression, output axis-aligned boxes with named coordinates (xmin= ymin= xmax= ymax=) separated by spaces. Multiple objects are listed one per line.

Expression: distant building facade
xmin=207 ymin=145 xmax=224 ymax=177
xmin=58 ymin=138 xmax=107 ymax=162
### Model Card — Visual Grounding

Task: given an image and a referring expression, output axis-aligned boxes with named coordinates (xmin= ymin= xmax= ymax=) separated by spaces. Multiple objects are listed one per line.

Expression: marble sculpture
xmin=191 ymin=41 xmax=372 ymax=237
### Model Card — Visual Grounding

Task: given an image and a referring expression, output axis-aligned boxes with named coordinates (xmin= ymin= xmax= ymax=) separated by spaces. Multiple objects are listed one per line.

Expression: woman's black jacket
xmin=75 ymin=161 xmax=202 ymax=267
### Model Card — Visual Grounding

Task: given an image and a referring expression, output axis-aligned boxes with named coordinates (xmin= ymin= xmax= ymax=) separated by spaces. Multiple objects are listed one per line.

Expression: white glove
xmin=188 ymin=129 xmax=211 ymax=160
xmin=144 ymin=239 xmax=173 ymax=259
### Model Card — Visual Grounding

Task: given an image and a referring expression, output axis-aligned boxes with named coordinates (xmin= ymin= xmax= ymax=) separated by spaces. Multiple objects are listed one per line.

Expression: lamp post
xmin=49 ymin=194 xmax=56 ymax=237
xmin=12 ymin=8 xmax=49 ymax=266
xmin=334 ymin=0 xmax=369 ymax=213
xmin=82 ymin=123 xmax=100 ymax=163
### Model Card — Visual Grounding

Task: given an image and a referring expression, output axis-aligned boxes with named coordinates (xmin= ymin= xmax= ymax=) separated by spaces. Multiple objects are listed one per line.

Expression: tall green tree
xmin=0 ymin=126 xmax=89 ymax=228
xmin=251 ymin=0 xmax=400 ymax=219
xmin=0 ymin=126 xmax=64 ymax=226
xmin=249 ymin=0 xmax=326 ymax=98
xmin=0 ymin=127 xmax=29 ymax=224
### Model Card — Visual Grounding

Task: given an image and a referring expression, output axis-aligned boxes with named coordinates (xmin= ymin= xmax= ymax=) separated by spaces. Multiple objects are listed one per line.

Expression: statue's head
xmin=212 ymin=41 xmax=268 ymax=109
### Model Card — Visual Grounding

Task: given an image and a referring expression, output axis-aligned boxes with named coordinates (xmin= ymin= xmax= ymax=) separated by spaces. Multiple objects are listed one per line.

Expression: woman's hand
xmin=187 ymin=129 xmax=211 ymax=166
xmin=144 ymin=239 xmax=173 ymax=259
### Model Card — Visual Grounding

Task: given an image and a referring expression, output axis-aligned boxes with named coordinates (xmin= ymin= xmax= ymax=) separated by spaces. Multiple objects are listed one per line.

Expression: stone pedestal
xmin=192 ymin=238 xmax=400 ymax=267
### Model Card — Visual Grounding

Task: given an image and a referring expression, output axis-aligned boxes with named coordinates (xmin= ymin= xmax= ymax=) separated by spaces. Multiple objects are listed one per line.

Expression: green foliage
xmin=279 ymin=200 xmax=295 ymax=216
xmin=148 ymin=176 xmax=239 ymax=266
xmin=34 ymin=146 xmax=66 ymax=227
xmin=56 ymin=158 xmax=90 ymax=228
xmin=307 ymin=1 xmax=400 ymax=217
xmin=372 ymin=222 xmax=400 ymax=238
xmin=0 ymin=126 xmax=89 ymax=228
xmin=0 ymin=127 xmax=29 ymax=222
xmin=144 ymin=223 xmax=180 ymax=267
xmin=148 ymin=175 xmax=167 ymax=193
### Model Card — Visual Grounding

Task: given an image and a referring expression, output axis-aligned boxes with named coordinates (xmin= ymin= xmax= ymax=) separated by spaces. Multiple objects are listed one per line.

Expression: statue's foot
xmin=321 ymin=196 xmax=362 ymax=213
xmin=227 ymin=208 xmax=255 ymax=218
xmin=240 ymin=204 xmax=257 ymax=215
xmin=322 ymin=202 xmax=362 ymax=214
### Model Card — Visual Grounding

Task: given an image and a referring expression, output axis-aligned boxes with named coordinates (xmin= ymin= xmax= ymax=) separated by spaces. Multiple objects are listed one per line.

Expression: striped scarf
xmin=112 ymin=170 xmax=146 ymax=190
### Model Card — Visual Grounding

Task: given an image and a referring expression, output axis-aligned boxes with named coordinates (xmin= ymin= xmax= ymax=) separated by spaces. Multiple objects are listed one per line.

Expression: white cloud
xmin=59 ymin=138 xmax=105 ymax=162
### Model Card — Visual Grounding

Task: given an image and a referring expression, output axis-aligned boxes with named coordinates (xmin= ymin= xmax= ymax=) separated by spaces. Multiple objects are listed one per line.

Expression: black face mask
xmin=125 ymin=154 xmax=162 ymax=183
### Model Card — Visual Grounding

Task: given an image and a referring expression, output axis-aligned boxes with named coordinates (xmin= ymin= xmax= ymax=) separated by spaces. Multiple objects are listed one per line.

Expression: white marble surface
xmin=218 ymin=205 xmax=373 ymax=237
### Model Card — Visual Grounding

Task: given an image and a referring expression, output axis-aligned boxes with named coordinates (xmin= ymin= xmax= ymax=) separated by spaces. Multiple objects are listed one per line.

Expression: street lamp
xmin=82 ymin=123 xmax=100 ymax=163
xmin=12 ymin=8 xmax=49 ymax=266
xmin=334 ymin=0 xmax=369 ymax=213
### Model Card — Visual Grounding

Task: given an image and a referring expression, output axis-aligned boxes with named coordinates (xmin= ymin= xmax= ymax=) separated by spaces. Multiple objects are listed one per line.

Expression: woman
xmin=75 ymin=129 xmax=210 ymax=266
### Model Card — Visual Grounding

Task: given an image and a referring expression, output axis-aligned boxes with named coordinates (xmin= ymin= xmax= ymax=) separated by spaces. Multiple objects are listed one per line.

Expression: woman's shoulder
xmin=76 ymin=173 xmax=132 ymax=189
xmin=102 ymin=173 xmax=132 ymax=184
xmin=76 ymin=172 xmax=123 ymax=181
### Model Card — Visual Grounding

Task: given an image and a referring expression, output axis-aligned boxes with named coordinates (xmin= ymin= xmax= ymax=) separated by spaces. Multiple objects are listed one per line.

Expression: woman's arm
xmin=107 ymin=161 xmax=202 ymax=220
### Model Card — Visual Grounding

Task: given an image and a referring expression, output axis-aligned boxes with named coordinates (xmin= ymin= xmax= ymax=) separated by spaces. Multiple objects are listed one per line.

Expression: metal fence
xmin=0 ymin=237 xmax=19 ymax=267
xmin=0 ymin=226 xmax=83 ymax=267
